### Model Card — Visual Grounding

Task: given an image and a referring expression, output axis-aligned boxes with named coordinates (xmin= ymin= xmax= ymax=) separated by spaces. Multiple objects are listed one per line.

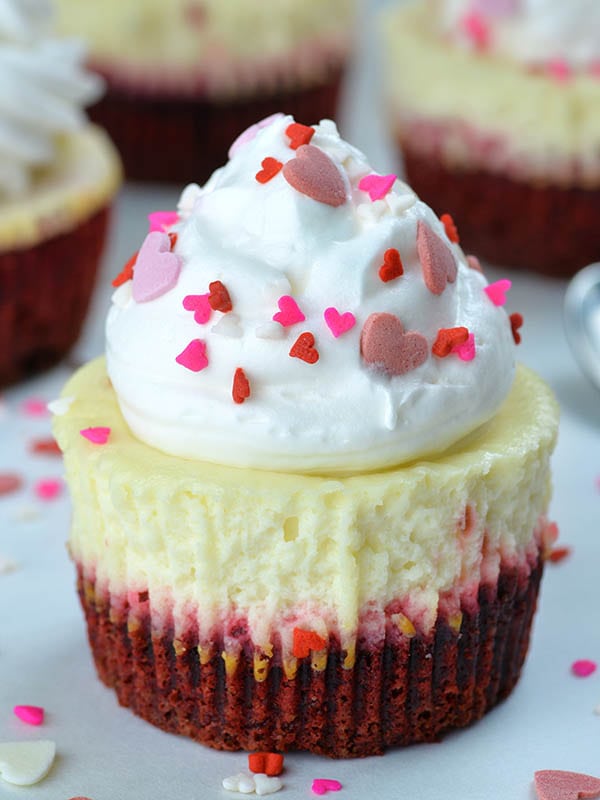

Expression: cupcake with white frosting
xmin=0 ymin=0 xmax=121 ymax=385
xmin=382 ymin=0 xmax=600 ymax=276
xmin=53 ymin=115 xmax=558 ymax=756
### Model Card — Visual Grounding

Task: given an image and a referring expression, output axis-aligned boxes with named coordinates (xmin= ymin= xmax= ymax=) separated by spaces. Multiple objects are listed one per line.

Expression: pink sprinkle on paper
xmin=572 ymin=659 xmax=598 ymax=678
xmin=176 ymin=339 xmax=208 ymax=372
xmin=148 ymin=211 xmax=179 ymax=232
xmin=312 ymin=779 xmax=343 ymax=795
xmin=453 ymin=332 xmax=476 ymax=361
xmin=484 ymin=279 xmax=512 ymax=306
xmin=461 ymin=11 xmax=490 ymax=49
xmin=547 ymin=58 xmax=572 ymax=82
xmin=34 ymin=478 xmax=62 ymax=501
xmin=80 ymin=427 xmax=111 ymax=445
xmin=14 ymin=705 xmax=44 ymax=726
xmin=21 ymin=397 xmax=48 ymax=417
xmin=183 ymin=294 xmax=212 ymax=324
xmin=358 ymin=173 xmax=397 ymax=201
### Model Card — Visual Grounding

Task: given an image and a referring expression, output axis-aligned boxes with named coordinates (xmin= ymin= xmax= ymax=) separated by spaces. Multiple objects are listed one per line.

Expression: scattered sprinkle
xmin=175 ymin=340 xmax=208 ymax=372
xmin=417 ymin=221 xmax=457 ymax=295
xmin=358 ymin=173 xmax=397 ymax=202
xmin=34 ymin=479 xmax=62 ymax=501
xmin=0 ymin=473 xmax=23 ymax=497
xmin=289 ymin=332 xmax=319 ymax=364
xmin=12 ymin=505 xmax=40 ymax=522
xmin=208 ymin=280 xmax=233 ymax=313
xmin=312 ymin=779 xmax=343 ymax=795
xmin=461 ymin=11 xmax=490 ymax=49
xmin=273 ymin=295 xmax=305 ymax=327
xmin=0 ymin=740 xmax=56 ymax=786
xmin=440 ymin=213 xmax=460 ymax=243
xmin=293 ymin=628 xmax=327 ymax=658
xmin=285 ymin=122 xmax=315 ymax=150
xmin=255 ymin=157 xmax=283 ymax=184
xmin=282 ymin=145 xmax=346 ymax=207
xmin=132 ymin=232 xmax=182 ymax=304
xmin=13 ymin=705 xmax=44 ymax=726
xmin=547 ymin=546 xmax=571 ymax=563
xmin=466 ymin=254 xmax=483 ymax=272
xmin=546 ymin=58 xmax=572 ymax=82
xmin=432 ymin=327 xmax=469 ymax=358
xmin=80 ymin=427 xmax=111 ymax=445
xmin=571 ymin=659 xmax=597 ymax=678
xmin=223 ymin=772 xmax=283 ymax=795
xmin=232 ymin=368 xmax=251 ymax=404
xmin=20 ymin=398 xmax=48 ymax=417
xmin=324 ymin=307 xmax=356 ymax=338
xmin=361 ymin=313 xmax=428 ymax=376
xmin=148 ymin=210 xmax=179 ymax=232
xmin=47 ymin=396 xmax=74 ymax=416
xmin=0 ymin=555 xmax=18 ymax=574
xmin=378 ymin=248 xmax=404 ymax=282
xmin=510 ymin=312 xmax=523 ymax=344
xmin=534 ymin=770 xmax=600 ymax=800
xmin=248 ymin=753 xmax=284 ymax=777
xmin=29 ymin=437 xmax=62 ymax=456
xmin=112 ymin=252 xmax=137 ymax=288
xmin=183 ymin=294 xmax=212 ymax=324
xmin=453 ymin=332 xmax=476 ymax=361
xmin=484 ymin=279 xmax=512 ymax=306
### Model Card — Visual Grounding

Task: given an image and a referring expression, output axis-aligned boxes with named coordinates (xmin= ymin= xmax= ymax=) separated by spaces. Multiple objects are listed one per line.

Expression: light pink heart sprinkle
xmin=312 ymin=778 xmax=342 ymax=795
xmin=273 ymin=295 xmax=305 ymax=327
xmin=21 ymin=397 xmax=48 ymax=417
xmin=34 ymin=478 xmax=62 ymax=501
xmin=14 ymin=705 xmax=44 ymax=726
xmin=132 ymin=231 xmax=182 ymax=304
xmin=176 ymin=339 xmax=208 ymax=372
xmin=228 ymin=113 xmax=284 ymax=158
xmin=453 ymin=332 xmax=476 ymax=361
xmin=484 ymin=279 xmax=512 ymax=306
xmin=183 ymin=294 xmax=212 ymax=324
xmin=324 ymin=307 xmax=356 ymax=338
xmin=534 ymin=770 xmax=600 ymax=800
xmin=358 ymin=173 xmax=397 ymax=201
xmin=147 ymin=211 xmax=179 ymax=232
xmin=79 ymin=427 xmax=111 ymax=445
xmin=572 ymin=659 xmax=597 ymax=678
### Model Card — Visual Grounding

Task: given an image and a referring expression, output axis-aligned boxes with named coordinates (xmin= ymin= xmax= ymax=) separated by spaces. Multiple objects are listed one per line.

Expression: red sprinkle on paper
xmin=571 ymin=659 xmax=597 ymax=678
xmin=176 ymin=340 xmax=208 ymax=372
xmin=534 ymin=771 xmax=600 ymax=800
xmin=80 ymin=427 xmax=111 ymax=445
xmin=248 ymin=753 xmax=284 ymax=776
xmin=21 ymin=397 xmax=48 ymax=417
xmin=432 ymin=327 xmax=469 ymax=357
xmin=14 ymin=705 xmax=44 ymax=726
xmin=286 ymin=122 xmax=315 ymax=150
xmin=293 ymin=628 xmax=327 ymax=658
xmin=289 ymin=332 xmax=319 ymax=364
xmin=232 ymin=368 xmax=251 ymax=404
xmin=510 ymin=312 xmax=523 ymax=344
xmin=255 ymin=157 xmax=283 ymax=184
xmin=0 ymin=473 xmax=23 ymax=496
xmin=112 ymin=252 xmax=138 ymax=287
xmin=547 ymin=546 xmax=572 ymax=563
xmin=378 ymin=248 xmax=404 ymax=282
xmin=29 ymin=437 xmax=62 ymax=456
xmin=34 ymin=478 xmax=62 ymax=501
xmin=208 ymin=280 xmax=232 ymax=313
xmin=440 ymin=213 xmax=460 ymax=243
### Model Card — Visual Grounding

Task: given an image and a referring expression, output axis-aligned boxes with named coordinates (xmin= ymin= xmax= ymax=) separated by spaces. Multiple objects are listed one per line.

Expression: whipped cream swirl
xmin=0 ymin=0 xmax=103 ymax=197
xmin=106 ymin=115 xmax=517 ymax=474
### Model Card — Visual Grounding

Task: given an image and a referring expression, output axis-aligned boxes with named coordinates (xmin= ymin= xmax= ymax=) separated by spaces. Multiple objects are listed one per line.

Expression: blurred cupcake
xmin=0 ymin=0 xmax=121 ymax=386
xmin=382 ymin=0 xmax=600 ymax=277
xmin=54 ymin=0 xmax=356 ymax=184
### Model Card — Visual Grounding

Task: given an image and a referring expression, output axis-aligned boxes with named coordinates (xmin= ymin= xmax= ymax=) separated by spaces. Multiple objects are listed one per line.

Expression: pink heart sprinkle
xmin=148 ymin=211 xmax=179 ymax=232
xmin=14 ymin=705 xmax=44 ymax=726
xmin=79 ymin=427 xmax=111 ymax=445
xmin=358 ymin=173 xmax=397 ymax=201
xmin=461 ymin=11 xmax=490 ymax=49
xmin=312 ymin=779 xmax=342 ymax=795
xmin=132 ymin=231 xmax=182 ymax=304
xmin=324 ymin=307 xmax=356 ymax=338
xmin=228 ymin=113 xmax=284 ymax=158
xmin=273 ymin=295 xmax=305 ymax=327
xmin=534 ymin=770 xmax=600 ymax=800
xmin=453 ymin=332 xmax=476 ymax=361
xmin=547 ymin=58 xmax=572 ymax=82
xmin=34 ymin=478 xmax=62 ymax=501
xmin=572 ymin=659 xmax=597 ymax=678
xmin=484 ymin=279 xmax=512 ymax=306
xmin=183 ymin=294 xmax=212 ymax=324
xmin=176 ymin=339 xmax=208 ymax=372
xmin=21 ymin=397 xmax=48 ymax=417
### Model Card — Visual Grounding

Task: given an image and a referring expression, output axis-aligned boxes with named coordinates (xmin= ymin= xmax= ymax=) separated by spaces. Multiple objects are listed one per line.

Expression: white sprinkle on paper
xmin=47 ymin=396 xmax=74 ymax=416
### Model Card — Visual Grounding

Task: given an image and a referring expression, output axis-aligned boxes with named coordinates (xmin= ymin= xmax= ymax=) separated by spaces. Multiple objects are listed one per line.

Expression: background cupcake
xmin=0 ymin=0 xmax=121 ymax=386
xmin=381 ymin=0 xmax=600 ymax=277
xmin=54 ymin=0 xmax=356 ymax=184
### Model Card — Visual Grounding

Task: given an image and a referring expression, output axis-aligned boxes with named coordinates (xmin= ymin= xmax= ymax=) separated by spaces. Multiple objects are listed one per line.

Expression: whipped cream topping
xmin=0 ymin=0 xmax=103 ymax=197
xmin=106 ymin=115 xmax=517 ymax=474
xmin=436 ymin=0 xmax=600 ymax=70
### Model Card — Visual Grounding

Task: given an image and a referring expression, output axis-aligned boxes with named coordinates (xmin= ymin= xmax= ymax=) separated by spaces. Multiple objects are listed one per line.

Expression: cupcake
xmin=381 ymin=0 xmax=600 ymax=277
xmin=54 ymin=0 xmax=355 ymax=184
xmin=0 ymin=0 xmax=121 ymax=386
xmin=53 ymin=114 xmax=558 ymax=757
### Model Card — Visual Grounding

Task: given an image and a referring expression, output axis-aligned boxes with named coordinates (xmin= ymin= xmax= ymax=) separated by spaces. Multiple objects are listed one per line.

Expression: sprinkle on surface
xmin=273 ymin=296 xmax=305 ymax=327
xmin=572 ymin=660 xmax=597 ymax=678
xmin=440 ymin=213 xmax=460 ymax=243
xmin=312 ymin=779 xmax=343 ymax=795
xmin=255 ymin=157 xmax=283 ymax=184
xmin=453 ymin=332 xmax=476 ymax=361
xmin=378 ymin=248 xmax=404 ymax=282
xmin=33 ymin=479 xmax=62 ymax=501
xmin=534 ymin=770 xmax=600 ymax=800
xmin=29 ymin=437 xmax=62 ymax=456
xmin=131 ymin=232 xmax=182 ymax=304
xmin=292 ymin=628 xmax=327 ymax=658
xmin=285 ymin=122 xmax=315 ymax=150
xmin=324 ymin=307 xmax=355 ymax=338
xmin=358 ymin=173 xmax=397 ymax=202
xmin=289 ymin=332 xmax=319 ymax=364
xmin=208 ymin=280 xmax=233 ymax=313
xmin=232 ymin=368 xmax=251 ymax=404
xmin=248 ymin=753 xmax=284 ymax=777
xmin=183 ymin=294 xmax=212 ymax=324
xmin=282 ymin=145 xmax=346 ymax=207
xmin=175 ymin=339 xmax=208 ymax=372
xmin=361 ymin=313 xmax=428 ymax=376
xmin=148 ymin=210 xmax=179 ymax=232
xmin=79 ymin=427 xmax=111 ymax=445
xmin=510 ymin=312 xmax=523 ymax=344
xmin=0 ymin=740 xmax=56 ymax=786
xmin=547 ymin=546 xmax=571 ymax=563
xmin=484 ymin=279 xmax=512 ymax=306
xmin=112 ymin=252 xmax=137 ymax=287
xmin=20 ymin=398 xmax=48 ymax=418
xmin=417 ymin=221 xmax=457 ymax=295
xmin=13 ymin=705 xmax=44 ymax=726
xmin=432 ymin=327 xmax=469 ymax=358
xmin=0 ymin=473 xmax=23 ymax=497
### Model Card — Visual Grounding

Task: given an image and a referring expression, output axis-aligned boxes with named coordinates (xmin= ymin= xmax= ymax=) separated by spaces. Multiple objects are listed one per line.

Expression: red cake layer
xmin=0 ymin=207 xmax=110 ymax=386
xmin=401 ymin=145 xmax=600 ymax=277
xmin=77 ymin=558 xmax=543 ymax=757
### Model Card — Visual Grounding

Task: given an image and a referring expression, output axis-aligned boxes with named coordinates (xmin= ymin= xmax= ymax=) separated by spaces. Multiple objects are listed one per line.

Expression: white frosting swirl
xmin=106 ymin=115 xmax=516 ymax=474
xmin=0 ymin=0 xmax=103 ymax=197
xmin=436 ymin=0 xmax=600 ymax=69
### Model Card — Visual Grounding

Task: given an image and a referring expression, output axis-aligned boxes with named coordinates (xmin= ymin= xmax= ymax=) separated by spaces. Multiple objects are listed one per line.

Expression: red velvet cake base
xmin=0 ymin=208 xmax=110 ymax=386
xmin=88 ymin=71 xmax=344 ymax=184
xmin=402 ymin=146 xmax=600 ymax=278
xmin=77 ymin=559 xmax=543 ymax=757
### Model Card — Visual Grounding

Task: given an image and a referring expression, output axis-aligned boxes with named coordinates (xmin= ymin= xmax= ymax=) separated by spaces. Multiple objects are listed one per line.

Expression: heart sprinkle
xmin=79 ymin=427 xmax=111 ymax=445
xmin=358 ymin=173 xmax=397 ymax=201
xmin=176 ymin=339 xmax=208 ymax=372
xmin=417 ymin=221 xmax=457 ymax=295
xmin=21 ymin=397 xmax=48 ymax=417
xmin=183 ymin=294 xmax=212 ymax=324
xmin=484 ymin=279 xmax=512 ymax=306
xmin=453 ymin=332 xmax=476 ymax=361
xmin=255 ymin=157 xmax=283 ymax=184
xmin=378 ymin=248 xmax=404 ymax=282
xmin=283 ymin=144 xmax=346 ymax=207
xmin=547 ymin=546 xmax=572 ymax=563
xmin=571 ymin=659 xmax=597 ymax=678
xmin=29 ymin=437 xmax=62 ymax=456
xmin=34 ymin=479 xmax=62 ymax=501
xmin=112 ymin=251 xmax=138 ymax=287
xmin=132 ymin=232 xmax=182 ymax=303
xmin=440 ymin=213 xmax=460 ymax=243
xmin=208 ymin=280 xmax=233 ymax=313
xmin=510 ymin=312 xmax=523 ymax=344
xmin=232 ymin=368 xmax=251 ymax=404
xmin=285 ymin=122 xmax=315 ymax=150
xmin=0 ymin=473 xmax=23 ymax=496
xmin=534 ymin=770 xmax=600 ymax=800
xmin=432 ymin=327 xmax=470 ymax=358
xmin=273 ymin=295 xmax=305 ymax=327
xmin=222 ymin=772 xmax=283 ymax=795
xmin=312 ymin=779 xmax=343 ymax=795
xmin=361 ymin=313 xmax=428 ymax=376
xmin=289 ymin=332 xmax=319 ymax=364
xmin=324 ymin=307 xmax=356 ymax=338
xmin=13 ymin=705 xmax=44 ymax=726
xmin=0 ymin=740 xmax=56 ymax=786
xmin=147 ymin=210 xmax=179 ymax=232
xmin=293 ymin=628 xmax=327 ymax=658
xmin=248 ymin=753 xmax=284 ymax=777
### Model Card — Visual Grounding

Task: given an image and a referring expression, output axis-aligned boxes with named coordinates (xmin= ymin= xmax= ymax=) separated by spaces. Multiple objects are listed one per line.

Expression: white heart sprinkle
xmin=254 ymin=773 xmax=283 ymax=795
xmin=387 ymin=189 xmax=417 ymax=215
xmin=0 ymin=740 xmax=56 ymax=786
xmin=222 ymin=772 xmax=256 ymax=794
xmin=47 ymin=396 xmax=74 ymax=416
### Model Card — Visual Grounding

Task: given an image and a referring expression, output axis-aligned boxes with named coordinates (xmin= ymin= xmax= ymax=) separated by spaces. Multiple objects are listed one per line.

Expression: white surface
xmin=1 ymin=4 xmax=600 ymax=798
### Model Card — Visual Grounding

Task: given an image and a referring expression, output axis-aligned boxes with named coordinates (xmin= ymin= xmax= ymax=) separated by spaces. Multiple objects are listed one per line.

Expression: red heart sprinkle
xmin=510 ymin=312 xmax=523 ymax=344
xmin=432 ymin=327 xmax=469 ymax=357
xmin=293 ymin=628 xmax=327 ymax=658
xmin=285 ymin=122 xmax=315 ymax=150
xmin=232 ymin=368 xmax=251 ymax=404
xmin=248 ymin=753 xmax=284 ymax=777
xmin=534 ymin=770 xmax=600 ymax=800
xmin=417 ymin=221 xmax=457 ymax=295
xmin=440 ymin=213 xmax=460 ymax=243
xmin=255 ymin=157 xmax=283 ymax=184
xmin=112 ymin=251 xmax=138 ymax=287
xmin=283 ymin=144 xmax=346 ymax=207
xmin=208 ymin=280 xmax=232 ymax=313
xmin=378 ymin=248 xmax=404 ymax=282
xmin=547 ymin=546 xmax=571 ymax=563
xmin=289 ymin=332 xmax=319 ymax=364
xmin=29 ymin=437 xmax=62 ymax=456
xmin=360 ymin=313 xmax=428 ymax=377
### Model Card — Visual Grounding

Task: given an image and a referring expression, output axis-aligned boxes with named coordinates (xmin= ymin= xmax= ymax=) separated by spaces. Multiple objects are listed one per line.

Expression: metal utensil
xmin=564 ymin=262 xmax=600 ymax=391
